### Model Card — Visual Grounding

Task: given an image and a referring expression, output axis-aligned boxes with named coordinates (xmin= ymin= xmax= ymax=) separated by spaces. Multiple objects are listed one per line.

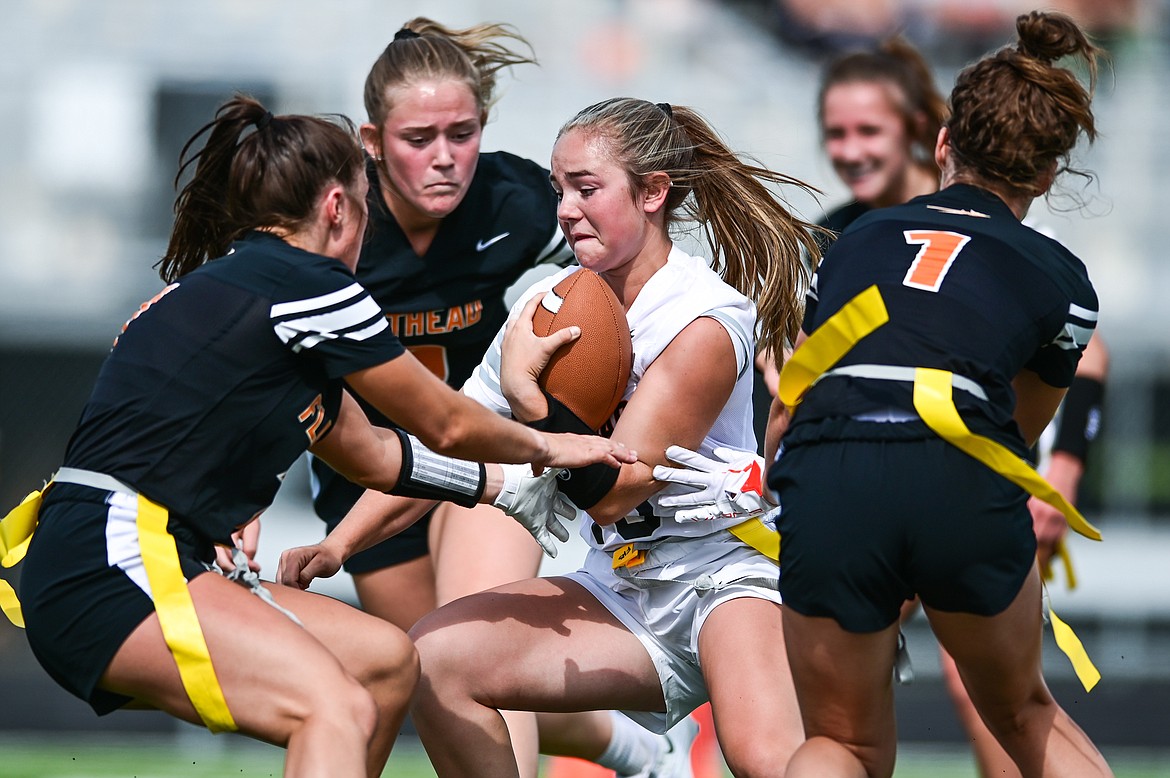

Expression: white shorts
xmin=563 ymin=530 xmax=782 ymax=732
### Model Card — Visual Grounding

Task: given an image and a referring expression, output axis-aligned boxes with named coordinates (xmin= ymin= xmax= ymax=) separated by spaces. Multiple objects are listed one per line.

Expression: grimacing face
xmin=364 ymin=78 xmax=483 ymax=222
xmin=550 ymin=128 xmax=655 ymax=276
xmin=821 ymin=80 xmax=917 ymax=209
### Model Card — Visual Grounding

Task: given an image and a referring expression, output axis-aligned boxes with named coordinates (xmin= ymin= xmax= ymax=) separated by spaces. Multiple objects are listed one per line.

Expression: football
xmin=531 ymin=269 xmax=633 ymax=431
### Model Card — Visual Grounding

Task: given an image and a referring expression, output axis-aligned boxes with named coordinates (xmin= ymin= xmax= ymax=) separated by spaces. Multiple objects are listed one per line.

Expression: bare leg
xmin=101 ymin=573 xmax=417 ymax=778
xmin=409 ymin=576 xmax=665 ymax=778
xmin=781 ymin=607 xmax=900 ymax=778
xmin=926 ymin=565 xmax=1112 ymax=778
xmin=352 ymin=554 xmax=436 ymax=631
xmin=431 ymin=502 xmax=618 ymax=778
xmin=939 ymin=644 xmax=1023 ymax=777
xmin=700 ymin=597 xmax=802 ymax=778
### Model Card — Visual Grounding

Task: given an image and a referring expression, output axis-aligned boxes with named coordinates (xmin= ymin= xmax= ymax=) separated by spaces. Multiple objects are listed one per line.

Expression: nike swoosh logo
xmin=476 ymin=232 xmax=511 ymax=251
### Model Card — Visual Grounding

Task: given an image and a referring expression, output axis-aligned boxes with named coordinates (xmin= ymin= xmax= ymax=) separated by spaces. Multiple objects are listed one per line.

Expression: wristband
xmin=387 ymin=429 xmax=486 ymax=507
xmin=1052 ymin=375 xmax=1105 ymax=463
xmin=525 ymin=392 xmax=619 ymax=509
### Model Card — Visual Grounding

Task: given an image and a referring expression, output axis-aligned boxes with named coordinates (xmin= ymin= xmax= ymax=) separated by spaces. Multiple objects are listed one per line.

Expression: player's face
xmin=368 ymin=79 xmax=482 ymax=221
xmin=822 ymin=81 xmax=915 ymax=208
xmin=550 ymin=129 xmax=652 ymax=274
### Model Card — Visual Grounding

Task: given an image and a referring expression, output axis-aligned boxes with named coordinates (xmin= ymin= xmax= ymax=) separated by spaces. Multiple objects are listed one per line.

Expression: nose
xmin=829 ymin=133 xmax=863 ymax=164
xmin=432 ymin=137 xmax=454 ymax=167
xmin=556 ymin=194 xmax=579 ymax=223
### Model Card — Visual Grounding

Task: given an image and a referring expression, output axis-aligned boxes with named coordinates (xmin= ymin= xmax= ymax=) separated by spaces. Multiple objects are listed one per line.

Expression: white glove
xmin=652 ymin=445 xmax=777 ymax=523
xmin=493 ymin=464 xmax=577 ymax=557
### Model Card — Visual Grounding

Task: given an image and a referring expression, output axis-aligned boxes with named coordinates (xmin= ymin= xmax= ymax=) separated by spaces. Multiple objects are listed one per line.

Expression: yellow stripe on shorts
xmin=135 ymin=494 xmax=237 ymax=732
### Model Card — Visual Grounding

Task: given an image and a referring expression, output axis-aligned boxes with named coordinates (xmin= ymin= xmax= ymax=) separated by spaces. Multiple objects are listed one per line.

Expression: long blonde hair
xmin=558 ymin=98 xmax=823 ymax=357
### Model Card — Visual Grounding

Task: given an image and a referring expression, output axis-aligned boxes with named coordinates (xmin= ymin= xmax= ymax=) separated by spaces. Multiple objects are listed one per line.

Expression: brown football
xmin=531 ymin=269 xmax=633 ymax=431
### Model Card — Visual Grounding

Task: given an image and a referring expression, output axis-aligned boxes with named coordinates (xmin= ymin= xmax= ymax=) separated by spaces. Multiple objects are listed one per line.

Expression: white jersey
xmin=463 ymin=244 xmax=758 ymax=552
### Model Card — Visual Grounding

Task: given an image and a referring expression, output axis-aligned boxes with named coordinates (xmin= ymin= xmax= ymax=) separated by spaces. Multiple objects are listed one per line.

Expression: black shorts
xmin=325 ymin=507 xmax=434 ymax=575
xmin=19 ymin=483 xmax=213 ymax=714
xmin=772 ymin=429 xmax=1036 ymax=633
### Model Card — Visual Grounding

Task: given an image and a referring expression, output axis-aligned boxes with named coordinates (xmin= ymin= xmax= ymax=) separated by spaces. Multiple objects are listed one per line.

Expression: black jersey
xmin=792 ymin=184 xmax=1097 ymax=447
xmin=61 ymin=232 xmax=405 ymax=544
xmin=310 ymin=151 xmax=573 ymax=523
xmin=815 ymin=200 xmax=872 ymax=255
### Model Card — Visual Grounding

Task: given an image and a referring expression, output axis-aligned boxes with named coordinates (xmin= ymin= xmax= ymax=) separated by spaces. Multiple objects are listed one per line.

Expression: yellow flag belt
xmin=0 ymin=472 xmax=238 ymax=729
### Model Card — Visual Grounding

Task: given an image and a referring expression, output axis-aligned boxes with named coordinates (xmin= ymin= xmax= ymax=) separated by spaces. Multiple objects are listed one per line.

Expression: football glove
xmin=493 ymin=464 xmax=577 ymax=557
xmin=653 ymin=445 xmax=777 ymax=522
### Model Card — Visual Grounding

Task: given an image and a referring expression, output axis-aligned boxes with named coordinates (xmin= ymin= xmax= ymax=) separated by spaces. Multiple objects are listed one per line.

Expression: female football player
xmin=766 ymin=12 xmax=1112 ymax=777
xmin=303 ymin=18 xmax=692 ymax=777
xmin=804 ymin=32 xmax=1111 ymax=778
xmin=281 ymin=96 xmax=822 ymax=777
xmin=6 ymin=96 xmax=632 ymax=778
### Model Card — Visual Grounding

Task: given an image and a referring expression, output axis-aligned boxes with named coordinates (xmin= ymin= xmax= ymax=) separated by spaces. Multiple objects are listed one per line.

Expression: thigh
xmin=101 ymin=573 xmax=379 ymax=745
xmin=264 ymin=578 xmax=417 ymax=686
xmin=924 ymin=562 xmax=1048 ymax=714
xmin=782 ymin=607 xmax=900 ymax=778
xmin=409 ymin=575 xmax=663 ymax=714
xmin=699 ymin=597 xmax=802 ymax=758
xmin=351 ymin=554 xmax=437 ymax=630
xmin=431 ymin=501 xmax=544 ymax=605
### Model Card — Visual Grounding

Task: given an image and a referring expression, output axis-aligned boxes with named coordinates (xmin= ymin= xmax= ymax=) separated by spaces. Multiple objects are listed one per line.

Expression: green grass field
xmin=1 ymin=735 xmax=1168 ymax=778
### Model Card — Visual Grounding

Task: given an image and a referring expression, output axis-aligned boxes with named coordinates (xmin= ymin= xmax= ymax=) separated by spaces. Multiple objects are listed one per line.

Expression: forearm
xmin=323 ymin=490 xmax=438 ymax=560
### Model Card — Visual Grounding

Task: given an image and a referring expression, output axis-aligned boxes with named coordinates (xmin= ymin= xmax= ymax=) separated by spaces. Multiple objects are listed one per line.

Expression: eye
xmin=579 ymin=187 xmax=596 ymax=198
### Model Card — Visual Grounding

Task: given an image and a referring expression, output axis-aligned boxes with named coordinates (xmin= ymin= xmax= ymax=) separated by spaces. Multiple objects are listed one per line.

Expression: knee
xmin=308 ymin=676 xmax=381 ymax=743
xmin=720 ymin=729 xmax=802 ymax=778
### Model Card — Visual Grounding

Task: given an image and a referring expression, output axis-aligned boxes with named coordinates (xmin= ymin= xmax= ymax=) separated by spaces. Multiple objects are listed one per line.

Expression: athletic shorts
xmin=326 ymin=507 xmax=434 ymax=575
xmin=19 ymin=483 xmax=214 ymax=715
xmin=771 ymin=432 xmax=1036 ymax=633
xmin=564 ymin=529 xmax=782 ymax=733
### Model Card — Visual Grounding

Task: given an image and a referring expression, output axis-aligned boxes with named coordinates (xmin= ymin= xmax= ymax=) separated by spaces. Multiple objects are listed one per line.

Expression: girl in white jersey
xmin=400 ymin=97 xmax=821 ymax=777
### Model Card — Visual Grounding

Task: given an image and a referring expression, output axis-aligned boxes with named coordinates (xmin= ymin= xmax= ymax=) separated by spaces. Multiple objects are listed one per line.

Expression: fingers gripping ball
xmin=531 ymin=270 xmax=633 ymax=431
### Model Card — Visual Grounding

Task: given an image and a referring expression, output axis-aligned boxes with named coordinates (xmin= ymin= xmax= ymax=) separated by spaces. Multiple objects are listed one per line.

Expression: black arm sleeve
xmin=1052 ymin=375 xmax=1105 ymax=464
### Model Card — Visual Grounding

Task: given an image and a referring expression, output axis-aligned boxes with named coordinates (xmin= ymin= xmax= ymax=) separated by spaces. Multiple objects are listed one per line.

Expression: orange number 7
xmin=902 ymin=230 xmax=970 ymax=292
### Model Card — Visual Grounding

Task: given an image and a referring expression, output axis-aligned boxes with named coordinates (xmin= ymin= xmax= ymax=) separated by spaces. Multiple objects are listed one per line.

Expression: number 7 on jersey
xmin=902 ymin=230 xmax=971 ymax=292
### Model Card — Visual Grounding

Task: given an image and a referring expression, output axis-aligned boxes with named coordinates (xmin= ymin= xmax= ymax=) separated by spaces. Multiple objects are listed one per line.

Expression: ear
xmin=641 ymin=172 xmax=672 ymax=215
xmin=933 ymin=126 xmax=950 ymax=171
xmin=359 ymin=123 xmax=382 ymax=160
xmin=321 ymin=184 xmax=347 ymax=229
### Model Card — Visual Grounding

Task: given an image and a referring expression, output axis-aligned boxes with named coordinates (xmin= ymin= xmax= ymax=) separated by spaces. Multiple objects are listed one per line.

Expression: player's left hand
xmin=653 ymin=445 xmax=777 ymax=522
xmin=493 ymin=464 xmax=577 ymax=557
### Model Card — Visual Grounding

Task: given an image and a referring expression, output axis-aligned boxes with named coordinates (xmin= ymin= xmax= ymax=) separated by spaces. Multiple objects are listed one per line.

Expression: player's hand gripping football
xmin=493 ymin=463 xmax=577 ymax=557
xmin=499 ymin=293 xmax=579 ymax=422
xmin=653 ymin=445 xmax=777 ymax=522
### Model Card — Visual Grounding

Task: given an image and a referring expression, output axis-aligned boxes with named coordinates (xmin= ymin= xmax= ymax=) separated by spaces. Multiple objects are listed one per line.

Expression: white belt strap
xmin=816 ymin=363 xmax=989 ymax=402
xmin=53 ymin=467 xmax=137 ymax=495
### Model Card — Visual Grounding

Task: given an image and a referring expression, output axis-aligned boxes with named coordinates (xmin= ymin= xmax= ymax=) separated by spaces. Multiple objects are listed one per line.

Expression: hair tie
xmin=255 ymin=111 xmax=273 ymax=130
xmin=394 ymin=28 xmax=420 ymax=42
xmin=656 ymin=102 xmax=673 ymax=120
